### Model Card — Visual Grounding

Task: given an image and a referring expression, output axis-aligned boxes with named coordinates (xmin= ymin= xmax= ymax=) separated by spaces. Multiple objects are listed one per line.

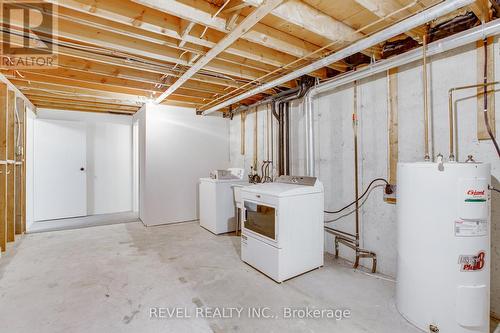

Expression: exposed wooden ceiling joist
xmin=0 ymin=0 xmax=472 ymax=114
xmin=155 ymin=0 xmax=284 ymax=103
xmin=243 ymin=0 xmax=380 ymax=58
xmin=353 ymin=0 xmax=425 ymax=41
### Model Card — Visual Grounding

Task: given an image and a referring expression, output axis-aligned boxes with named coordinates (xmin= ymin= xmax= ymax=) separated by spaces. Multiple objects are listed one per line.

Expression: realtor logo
xmin=1 ymin=0 xmax=58 ymax=68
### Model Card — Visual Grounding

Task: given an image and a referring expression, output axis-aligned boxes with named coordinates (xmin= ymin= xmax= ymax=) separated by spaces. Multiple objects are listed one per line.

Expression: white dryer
xmin=240 ymin=176 xmax=324 ymax=282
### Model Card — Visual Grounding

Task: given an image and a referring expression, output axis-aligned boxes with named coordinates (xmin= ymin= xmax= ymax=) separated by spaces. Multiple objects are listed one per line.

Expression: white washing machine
xmin=240 ymin=176 xmax=324 ymax=282
xmin=199 ymin=177 xmax=249 ymax=234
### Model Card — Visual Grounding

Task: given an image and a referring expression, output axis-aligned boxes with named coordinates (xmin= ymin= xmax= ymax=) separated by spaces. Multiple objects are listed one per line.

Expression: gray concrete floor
xmin=28 ymin=211 xmax=140 ymax=233
xmin=0 ymin=221 xmax=448 ymax=332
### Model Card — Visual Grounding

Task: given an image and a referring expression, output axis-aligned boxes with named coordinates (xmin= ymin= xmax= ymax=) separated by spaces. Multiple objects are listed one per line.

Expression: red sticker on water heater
xmin=458 ymin=251 xmax=485 ymax=272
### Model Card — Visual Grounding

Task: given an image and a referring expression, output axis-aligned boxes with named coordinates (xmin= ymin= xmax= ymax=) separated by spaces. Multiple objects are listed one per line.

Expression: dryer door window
xmin=244 ymin=201 xmax=276 ymax=240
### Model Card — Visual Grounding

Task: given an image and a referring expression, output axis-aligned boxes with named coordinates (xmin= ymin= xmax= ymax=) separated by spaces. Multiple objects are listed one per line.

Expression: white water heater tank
xmin=397 ymin=161 xmax=490 ymax=333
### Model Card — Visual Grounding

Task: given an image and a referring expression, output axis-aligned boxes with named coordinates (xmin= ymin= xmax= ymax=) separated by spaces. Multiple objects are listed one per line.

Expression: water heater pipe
xmin=423 ymin=32 xmax=431 ymax=161
xmin=448 ymin=80 xmax=500 ymax=160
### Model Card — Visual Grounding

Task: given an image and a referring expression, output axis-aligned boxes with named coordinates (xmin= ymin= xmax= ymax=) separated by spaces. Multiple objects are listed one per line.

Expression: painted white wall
xmin=137 ymin=104 xmax=229 ymax=226
xmin=25 ymin=107 xmax=36 ymax=230
xmin=229 ymin=41 xmax=500 ymax=316
xmin=33 ymin=109 xmax=134 ymax=218
xmin=133 ymin=107 xmax=146 ymax=223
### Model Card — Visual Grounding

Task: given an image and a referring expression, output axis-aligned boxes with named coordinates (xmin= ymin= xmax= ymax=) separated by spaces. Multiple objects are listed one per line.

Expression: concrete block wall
xmin=229 ymin=40 xmax=500 ymax=316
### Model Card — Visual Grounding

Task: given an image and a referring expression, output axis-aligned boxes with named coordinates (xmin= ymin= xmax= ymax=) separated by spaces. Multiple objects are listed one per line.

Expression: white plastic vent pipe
xmin=203 ymin=0 xmax=474 ymax=116
xmin=303 ymin=18 xmax=500 ymax=176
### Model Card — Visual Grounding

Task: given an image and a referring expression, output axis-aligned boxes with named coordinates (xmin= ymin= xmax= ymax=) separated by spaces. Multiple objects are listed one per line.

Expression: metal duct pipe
xmin=285 ymin=102 xmax=291 ymax=175
xmin=203 ymin=0 xmax=474 ymax=115
xmin=273 ymin=81 xmax=310 ymax=176
xmin=233 ymin=87 xmax=301 ymax=115
xmin=304 ymin=89 xmax=316 ymax=176
xmin=303 ymin=18 xmax=500 ymax=173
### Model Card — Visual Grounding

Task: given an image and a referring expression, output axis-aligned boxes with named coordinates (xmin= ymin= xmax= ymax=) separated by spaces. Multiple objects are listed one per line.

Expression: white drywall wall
xmin=25 ymin=107 xmax=36 ymax=230
xmin=33 ymin=109 xmax=133 ymax=218
xmin=229 ymin=40 xmax=500 ymax=316
xmin=137 ymin=104 xmax=229 ymax=226
xmin=133 ymin=107 xmax=146 ymax=223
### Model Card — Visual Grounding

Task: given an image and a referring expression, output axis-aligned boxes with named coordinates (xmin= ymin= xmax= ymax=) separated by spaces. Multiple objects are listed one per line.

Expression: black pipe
xmin=483 ymin=39 xmax=500 ymax=158
xmin=279 ymin=103 xmax=285 ymax=176
xmin=285 ymin=102 xmax=291 ymax=175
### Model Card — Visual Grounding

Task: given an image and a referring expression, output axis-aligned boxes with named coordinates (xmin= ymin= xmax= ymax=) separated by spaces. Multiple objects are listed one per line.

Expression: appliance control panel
xmin=276 ymin=175 xmax=317 ymax=186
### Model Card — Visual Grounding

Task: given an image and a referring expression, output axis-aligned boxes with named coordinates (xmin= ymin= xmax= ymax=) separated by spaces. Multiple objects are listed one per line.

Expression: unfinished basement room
xmin=1 ymin=0 xmax=500 ymax=332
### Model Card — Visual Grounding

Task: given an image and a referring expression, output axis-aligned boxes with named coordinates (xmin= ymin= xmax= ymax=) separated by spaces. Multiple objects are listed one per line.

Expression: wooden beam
xmin=14 ymin=98 xmax=24 ymax=235
xmin=13 ymin=78 xmax=215 ymax=107
xmin=4 ymin=10 xmax=276 ymax=84
xmin=36 ymin=104 xmax=136 ymax=115
xmin=470 ymin=0 xmax=490 ymax=22
xmin=387 ymin=68 xmax=398 ymax=188
xmin=155 ymin=0 xmax=284 ymax=103
xmin=44 ymin=0 xmax=339 ymax=82
xmin=13 ymin=80 xmax=146 ymax=103
xmin=354 ymin=0 xmax=424 ymax=41
xmin=49 ymin=46 xmax=243 ymax=88
xmin=249 ymin=0 xmax=361 ymax=43
xmin=23 ymin=90 xmax=142 ymax=108
xmin=49 ymin=5 xmax=292 ymax=77
xmin=477 ymin=37 xmax=495 ymax=140
xmin=2 ymin=8 xmax=189 ymax=66
xmin=34 ymin=102 xmax=136 ymax=114
xmin=48 ymin=0 xmax=305 ymax=70
xmin=223 ymin=2 xmax=251 ymax=14
xmin=243 ymin=0 xmax=380 ymax=58
xmin=8 ymin=70 xmax=227 ymax=103
xmin=7 ymin=90 xmax=15 ymax=243
xmin=7 ymin=74 xmax=214 ymax=103
xmin=5 ymin=68 xmax=232 ymax=98
xmin=179 ymin=20 xmax=196 ymax=48
xmin=21 ymin=101 xmax=26 ymax=233
xmin=0 ymin=83 xmax=7 ymax=252
xmin=27 ymin=97 xmax=140 ymax=112
xmin=133 ymin=0 xmax=333 ymax=61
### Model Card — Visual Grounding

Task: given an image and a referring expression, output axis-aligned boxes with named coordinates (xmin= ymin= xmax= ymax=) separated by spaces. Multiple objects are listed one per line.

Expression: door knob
xmin=80 ymin=167 xmax=85 ymax=171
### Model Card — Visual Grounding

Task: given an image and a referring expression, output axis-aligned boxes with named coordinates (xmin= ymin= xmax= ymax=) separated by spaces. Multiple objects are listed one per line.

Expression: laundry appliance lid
xmin=241 ymin=181 xmax=323 ymax=197
xmin=199 ymin=178 xmax=249 ymax=184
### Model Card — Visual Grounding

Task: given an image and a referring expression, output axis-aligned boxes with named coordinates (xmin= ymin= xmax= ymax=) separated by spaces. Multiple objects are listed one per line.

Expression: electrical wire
xmin=324 ymin=178 xmax=390 ymax=214
xmin=490 ymin=186 xmax=500 ymax=194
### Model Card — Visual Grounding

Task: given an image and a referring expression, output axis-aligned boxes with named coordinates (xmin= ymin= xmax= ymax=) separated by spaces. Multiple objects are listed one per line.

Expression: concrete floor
xmin=0 ymin=221 xmax=471 ymax=332
xmin=28 ymin=211 xmax=140 ymax=233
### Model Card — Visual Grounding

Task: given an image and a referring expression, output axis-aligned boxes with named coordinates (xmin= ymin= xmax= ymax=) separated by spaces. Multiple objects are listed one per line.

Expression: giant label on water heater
xmin=458 ymin=178 xmax=489 ymax=220
xmin=455 ymin=178 xmax=489 ymax=238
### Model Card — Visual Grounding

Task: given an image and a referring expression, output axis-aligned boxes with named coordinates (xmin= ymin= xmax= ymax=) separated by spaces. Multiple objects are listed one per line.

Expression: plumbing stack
xmin=234 ymin=76 xmax=314 ymax=183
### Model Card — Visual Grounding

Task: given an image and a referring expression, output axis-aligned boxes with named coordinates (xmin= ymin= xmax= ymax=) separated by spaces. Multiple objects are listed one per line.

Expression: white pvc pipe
xmin=303 ymin=18 xmax=500 ymax=176
xmin=203 ymin=0 xmax=474 ymax=115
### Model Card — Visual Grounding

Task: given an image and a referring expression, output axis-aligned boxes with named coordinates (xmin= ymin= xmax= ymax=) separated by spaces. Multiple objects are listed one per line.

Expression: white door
xmin=34 ymin=119 xmax=87 ymax=221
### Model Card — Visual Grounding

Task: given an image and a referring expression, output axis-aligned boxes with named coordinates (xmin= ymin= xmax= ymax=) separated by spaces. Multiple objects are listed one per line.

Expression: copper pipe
xmin=326 ymin=80 xmax=377 ymax=273
xmin=448 ymin=80 xmax=500 ymax=161
xmin=423 ymin=32 xmax=431 ymax=161
xmin=285 ymin=102 xmax=290 ymax=176
xmin=324 ymin=226 xmax=356 ymax=239
xmin=353 ymin=81 xmax=361 ymax=268
xmin=240 ymin=111 xmax=246 ymax=155
xmin=253 ymin=107 xmax=258 ymax=170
